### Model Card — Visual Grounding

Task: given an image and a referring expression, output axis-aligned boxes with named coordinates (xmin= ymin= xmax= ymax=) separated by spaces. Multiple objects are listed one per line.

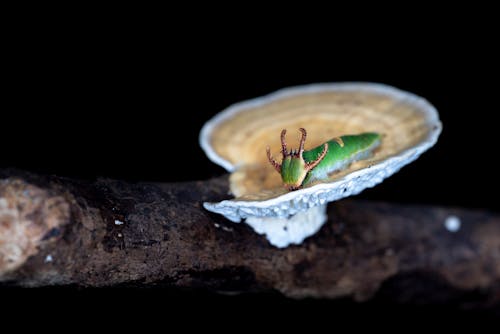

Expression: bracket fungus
xmin=200 ymin=83 xmax=441 ymax=248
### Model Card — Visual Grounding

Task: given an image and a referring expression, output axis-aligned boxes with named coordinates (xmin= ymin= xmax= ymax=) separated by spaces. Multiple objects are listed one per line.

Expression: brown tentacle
xmin=280 ymin=129 xmax=288 ymax=157
xmin=266 ymin=146 xmax=282 ymax=172
xmin=298 ymin=128 xmax=307 ymax=155
xmin=306 ymin=143 xmax=328 ymax=171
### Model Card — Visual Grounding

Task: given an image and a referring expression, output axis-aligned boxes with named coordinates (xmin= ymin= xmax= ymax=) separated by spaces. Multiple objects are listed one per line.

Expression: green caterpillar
xmin=266 ymin=128 xmax=381 ymax=191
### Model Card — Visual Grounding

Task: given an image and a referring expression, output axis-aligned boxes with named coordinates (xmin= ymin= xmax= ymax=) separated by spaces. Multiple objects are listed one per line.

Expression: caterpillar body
xmin=266 ymin=128 xmax=381 ymax=191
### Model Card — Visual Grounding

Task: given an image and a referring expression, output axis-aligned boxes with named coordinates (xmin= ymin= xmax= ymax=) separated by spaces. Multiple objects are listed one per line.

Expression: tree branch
xmin=1 ymin=169 xmax=499 ymax=305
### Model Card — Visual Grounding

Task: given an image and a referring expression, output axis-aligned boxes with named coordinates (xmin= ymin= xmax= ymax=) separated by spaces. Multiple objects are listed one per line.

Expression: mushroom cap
xmin=200 ymin=83 xmax=441 ymax=221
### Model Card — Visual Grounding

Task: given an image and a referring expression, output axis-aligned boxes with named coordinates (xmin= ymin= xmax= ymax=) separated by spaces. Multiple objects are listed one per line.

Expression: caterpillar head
xmin=266 ymin=128 xmax=328 ymax=191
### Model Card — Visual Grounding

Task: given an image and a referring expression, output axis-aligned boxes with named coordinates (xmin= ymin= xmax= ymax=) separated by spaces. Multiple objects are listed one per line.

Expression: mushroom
xmin=200 ymin=83 xmax=442 ymax=248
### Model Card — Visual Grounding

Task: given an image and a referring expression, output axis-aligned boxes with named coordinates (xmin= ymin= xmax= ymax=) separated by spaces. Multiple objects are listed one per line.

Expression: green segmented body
xmin=267 ymin=129 xmax=381 ymax=190
xmin=302 ymin=133 xmax=381 ymax=185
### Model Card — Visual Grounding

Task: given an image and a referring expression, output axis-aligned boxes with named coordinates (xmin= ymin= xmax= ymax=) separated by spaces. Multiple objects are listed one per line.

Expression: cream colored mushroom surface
xmin=200 ymin=83 xmax=441 ymax=248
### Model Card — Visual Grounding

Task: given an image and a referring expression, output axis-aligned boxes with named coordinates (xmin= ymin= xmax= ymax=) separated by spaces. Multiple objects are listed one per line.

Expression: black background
xmin=2 ymin=15 xmax=499 ymax=323
xmin=3 ymin=32 xmax=497 ymax=211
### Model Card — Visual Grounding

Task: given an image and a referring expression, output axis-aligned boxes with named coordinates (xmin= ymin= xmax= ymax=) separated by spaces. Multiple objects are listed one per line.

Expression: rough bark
xmin=1 ymin=169 xmax=500 ymax=306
